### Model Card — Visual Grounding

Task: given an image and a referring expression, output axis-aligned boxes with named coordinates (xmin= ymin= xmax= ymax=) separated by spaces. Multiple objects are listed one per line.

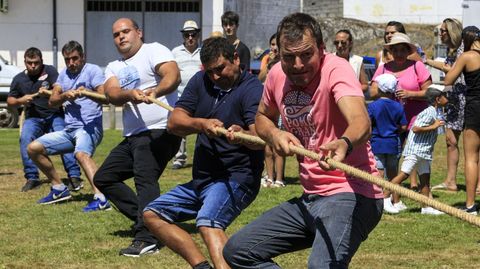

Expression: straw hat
xmin=384 ymin=33 xmax=417 ymax=53
xmin=181 ymin=20 xmax=200 ymax=32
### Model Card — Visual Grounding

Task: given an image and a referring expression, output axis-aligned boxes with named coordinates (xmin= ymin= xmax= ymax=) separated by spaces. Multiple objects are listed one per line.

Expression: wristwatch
xmin=340 ymin=136 xmax=353 ymax=156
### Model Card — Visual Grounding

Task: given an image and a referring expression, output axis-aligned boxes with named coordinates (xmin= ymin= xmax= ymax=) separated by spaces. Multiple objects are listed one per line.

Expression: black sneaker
xmin=459 ymin=204 xmax=478 ymax=215
xmin=62 ymin=177 xmax=84 ymax=192
xmin=21 ymin=180 xmax=42 ymax=192
xmin=119 ymin=240 xmax=158 ymax=257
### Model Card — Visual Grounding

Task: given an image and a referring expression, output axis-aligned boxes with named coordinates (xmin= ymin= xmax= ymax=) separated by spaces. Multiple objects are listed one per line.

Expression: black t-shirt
xmin=9 ymin=65 xmax=62 ymax=119
xmin=236 ymin=41 xmax=251 ymax=71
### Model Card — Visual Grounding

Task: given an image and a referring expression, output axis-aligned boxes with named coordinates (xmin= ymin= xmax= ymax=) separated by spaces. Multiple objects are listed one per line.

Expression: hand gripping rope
xmin=31 ymin=91 xmax=480 ymax=227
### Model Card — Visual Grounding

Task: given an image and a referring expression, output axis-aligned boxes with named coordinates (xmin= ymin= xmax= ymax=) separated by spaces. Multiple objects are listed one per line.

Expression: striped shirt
xmin=402 ymin=106 xmax=438 ymax=160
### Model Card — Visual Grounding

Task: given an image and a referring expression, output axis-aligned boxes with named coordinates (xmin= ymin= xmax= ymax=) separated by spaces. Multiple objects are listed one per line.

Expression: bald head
xmin=112 ymin=18 xmax=143 ymax=59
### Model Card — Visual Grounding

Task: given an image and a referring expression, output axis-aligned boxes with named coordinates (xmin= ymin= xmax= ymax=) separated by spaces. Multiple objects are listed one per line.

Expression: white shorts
xmin=400 ymin=155 xmax=431 ymax=175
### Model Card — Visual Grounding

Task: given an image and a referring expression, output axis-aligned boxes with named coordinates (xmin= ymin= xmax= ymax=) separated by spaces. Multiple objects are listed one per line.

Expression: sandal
xmin=272 ymin=181 xmax=286 ymax=188
xmin=261 ymin=177 xmax=273 ymax=188
xmin=431 ymin=182 xmax=457 ymax=192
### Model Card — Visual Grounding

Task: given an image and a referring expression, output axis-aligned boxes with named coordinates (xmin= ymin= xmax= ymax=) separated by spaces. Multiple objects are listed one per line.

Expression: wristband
xmin=340 ymin=136 xmax=353 ymax=156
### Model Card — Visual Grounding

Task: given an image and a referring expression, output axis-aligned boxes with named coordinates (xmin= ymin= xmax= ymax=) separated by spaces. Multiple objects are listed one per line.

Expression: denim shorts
xmin=401 ymin=154 xmax=431 ymax=175
xmin=144 ymin=180 xmax=258 ymax=229
xmin=374 ymin=153 xmax=398 ymax=172
xmin=36 ymin=125 xmax=103 ymax=156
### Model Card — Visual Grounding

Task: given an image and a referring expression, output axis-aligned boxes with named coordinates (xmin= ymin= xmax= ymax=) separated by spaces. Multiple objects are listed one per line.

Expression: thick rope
xmin=32 ymin=91 xmax=480 ymax=226
xmin=215 ymin=126 xmax=480 ymax=227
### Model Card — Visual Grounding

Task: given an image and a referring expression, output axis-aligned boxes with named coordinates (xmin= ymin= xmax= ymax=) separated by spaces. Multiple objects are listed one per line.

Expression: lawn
xmin=0 ymin=129 xmax=479 ymax=269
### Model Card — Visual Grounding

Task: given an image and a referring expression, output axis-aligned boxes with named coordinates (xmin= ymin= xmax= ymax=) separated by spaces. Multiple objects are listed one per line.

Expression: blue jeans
xmin=36 ymin=124 xmax=103 ymax=157
xmin=144 ymin=179 xmax=258 ymax=229
xmin=20 ymin=116 xmax=81 ymax=180
xmin=223 ymin=192 xmax=383 ymax=269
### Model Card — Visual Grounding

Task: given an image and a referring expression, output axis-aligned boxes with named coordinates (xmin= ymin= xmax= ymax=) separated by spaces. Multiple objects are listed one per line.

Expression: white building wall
xmin=202 ymin=0 xmax=224 ymax=39
xmin=343 ymin=0 xmax=463 ymax=24
xmin=0 ymin=0 xmax=83 ymax=69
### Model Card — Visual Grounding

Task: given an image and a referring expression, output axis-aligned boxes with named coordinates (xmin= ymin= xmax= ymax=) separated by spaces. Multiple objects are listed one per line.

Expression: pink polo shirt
xmin=263 ymin=53 xmax=383 ymax=199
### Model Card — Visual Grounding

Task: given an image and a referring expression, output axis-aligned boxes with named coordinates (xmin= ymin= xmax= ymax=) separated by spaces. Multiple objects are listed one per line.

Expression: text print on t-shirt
xmin=117 ymin=65 xmax=140 ymax=90
xmin=282 ymin=90 xmax=316 ymax=147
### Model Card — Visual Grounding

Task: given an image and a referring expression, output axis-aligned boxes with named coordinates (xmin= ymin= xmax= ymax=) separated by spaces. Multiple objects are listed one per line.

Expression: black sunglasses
xmin=183 ymin=32 xmax=198 ymax=38
xmin=333 ymin=40 xmax=348 ymax=46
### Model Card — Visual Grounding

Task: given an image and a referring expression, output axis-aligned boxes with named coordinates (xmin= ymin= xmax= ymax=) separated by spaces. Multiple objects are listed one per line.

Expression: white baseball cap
xmin=181 ymin=20 xmax=200 ymax=32
xmin=374 ymin=74 xmax=398 ymax=94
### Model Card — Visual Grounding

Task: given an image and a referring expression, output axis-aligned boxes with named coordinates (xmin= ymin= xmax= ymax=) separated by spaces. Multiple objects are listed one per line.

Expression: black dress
xmin=464 ymin=50 xmax=480 ymax=131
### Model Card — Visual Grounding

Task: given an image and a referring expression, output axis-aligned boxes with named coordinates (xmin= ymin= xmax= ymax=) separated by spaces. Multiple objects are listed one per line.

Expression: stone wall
xmin=303 ymin=0 xmax=343 ymax=18
xmin=224 ymin=0 xmax=300 ymax=56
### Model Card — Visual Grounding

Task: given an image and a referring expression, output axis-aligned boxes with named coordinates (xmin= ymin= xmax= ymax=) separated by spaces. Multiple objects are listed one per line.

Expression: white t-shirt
xmin=348 ymin=54 xmax=363 ymax=80
xmin=172 ymin=44 xmax=201 ymax=96
xmin=105 ymin=43 xmax=178 ymax=136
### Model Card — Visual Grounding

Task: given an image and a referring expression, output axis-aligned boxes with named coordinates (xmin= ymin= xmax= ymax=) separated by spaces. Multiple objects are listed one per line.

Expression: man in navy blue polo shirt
xmin=143 ymin=37 xmax=264 ymax=269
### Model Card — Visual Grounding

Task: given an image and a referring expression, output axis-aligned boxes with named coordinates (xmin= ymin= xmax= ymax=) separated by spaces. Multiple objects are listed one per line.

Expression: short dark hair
xmin=336 ymin=29 xmax=353 ymax=42
xmin=24 ymin=47 xmax=42 ymax=60
xmin=276 ymin=13 xmax=323 ymax=50
xmin=62 ymin=40 xmax=84 ymax=57
xmin=221 ymin=11 xmax=239 ymax=26
xmin=425 ymin=87 xmax=446 ymax=105
xmin=200 ymin=37 xmax=235 ymax=65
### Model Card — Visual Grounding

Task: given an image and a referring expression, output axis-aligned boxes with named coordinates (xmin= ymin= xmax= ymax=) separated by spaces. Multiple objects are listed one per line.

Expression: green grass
xmin=0 ymin=129 xmax=479 ymax=268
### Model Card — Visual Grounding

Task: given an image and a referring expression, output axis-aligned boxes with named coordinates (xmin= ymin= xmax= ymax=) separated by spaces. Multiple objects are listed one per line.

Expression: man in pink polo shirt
xmin=223 ymin=13 xmax=384 ymax=268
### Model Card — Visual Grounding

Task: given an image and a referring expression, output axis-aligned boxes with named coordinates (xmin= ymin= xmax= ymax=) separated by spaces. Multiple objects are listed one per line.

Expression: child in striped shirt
xmin=383 ymin=85 xmax=449 ymax=215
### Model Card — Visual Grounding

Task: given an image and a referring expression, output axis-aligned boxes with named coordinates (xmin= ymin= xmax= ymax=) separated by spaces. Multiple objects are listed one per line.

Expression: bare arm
xmin=167 ymin=107 xmax=223 ymax=138
xmin=255 ymin=99 xmax=302 ymax=156
xmin=425 ymin=59 xmax=452 ymax=73
xmin=359 ymin=63 xmax=369 ymax=92
xmin=444 ymin=54 xmax=467 ymax=85
xmin=375 ymin=50 xmax=382 ymax=69
xmin=318 ymin=96 xmax=371 ymax=169
xmin=104 ymin=76 xmax=148 ymax=106
xmin=369 ymin=81 xmax=380 ymax=100
xmin=225 ymin=124 xmax=264 ymax=150
xmin=150 ymin=61 xmax=181 ymax=98
xmin=7 ymin=94 xmax=36 ymax=108
xmin=396 ymin=79 xmax=432 ymax=101
xmin=81 ymin=85 xmax=109 ymax=104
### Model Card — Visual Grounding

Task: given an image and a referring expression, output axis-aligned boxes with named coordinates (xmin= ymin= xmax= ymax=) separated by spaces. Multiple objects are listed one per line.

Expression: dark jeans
xmin=94 ymin=129 xmax=181 ymax=244
xmin=21 ymin=116 xmax=81 ymax=180
xmin=223 ymin=192 xmax=383 ymax=269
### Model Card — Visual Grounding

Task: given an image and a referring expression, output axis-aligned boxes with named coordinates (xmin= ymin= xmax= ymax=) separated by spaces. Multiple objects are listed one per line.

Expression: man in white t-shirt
xmin=93 ymin=17 xmax=181 ymax=257
xmin=170 ymin=20 xmax=202 ymax=169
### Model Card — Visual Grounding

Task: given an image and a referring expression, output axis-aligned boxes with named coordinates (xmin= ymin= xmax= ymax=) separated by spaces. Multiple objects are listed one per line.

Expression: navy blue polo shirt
xmin=176 ymin=70 xmax=264 ymax=188
xmin=9 ymin=65 xmax=61 ymax=119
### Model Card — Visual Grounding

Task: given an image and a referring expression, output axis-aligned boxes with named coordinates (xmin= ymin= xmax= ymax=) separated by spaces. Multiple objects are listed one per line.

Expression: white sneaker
xmin=383 ymin=197 xmax=399 ymax=214
xmin=421 ymin=207 xmax=445 ymax=215
xmin=393 ymin=201 xmax=408 ymax=211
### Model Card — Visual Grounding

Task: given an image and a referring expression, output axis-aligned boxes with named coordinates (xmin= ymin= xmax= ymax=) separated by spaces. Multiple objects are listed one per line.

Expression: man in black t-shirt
xmin=7 ymin=47 xmax=81 ymax=192
xmin=221 ymin=11 xmax=251 ymax=71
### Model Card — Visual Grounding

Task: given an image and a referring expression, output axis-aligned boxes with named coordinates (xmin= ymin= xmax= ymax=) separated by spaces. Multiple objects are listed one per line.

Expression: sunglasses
xmin=333 ymin=40 xmax=348 ymax=46
xmin=439 ymin=28 xmax=448 ymax=34
xmin=183 ymin=32 xmax=198 ymax=38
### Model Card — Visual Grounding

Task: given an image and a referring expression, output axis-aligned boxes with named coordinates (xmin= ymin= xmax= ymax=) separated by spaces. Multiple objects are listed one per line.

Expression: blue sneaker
xmin=37 ymin=187 xmax=71 ymax=204
xmin=83 ymin=198 xmax=112 ymax=212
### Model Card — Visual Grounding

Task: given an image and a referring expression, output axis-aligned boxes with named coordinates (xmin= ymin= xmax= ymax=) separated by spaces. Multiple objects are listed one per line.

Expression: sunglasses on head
xmin=333 ymin=40 xmax=348 ymax=46
xmin=183 ymin=32 xmax=198 ymax=38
